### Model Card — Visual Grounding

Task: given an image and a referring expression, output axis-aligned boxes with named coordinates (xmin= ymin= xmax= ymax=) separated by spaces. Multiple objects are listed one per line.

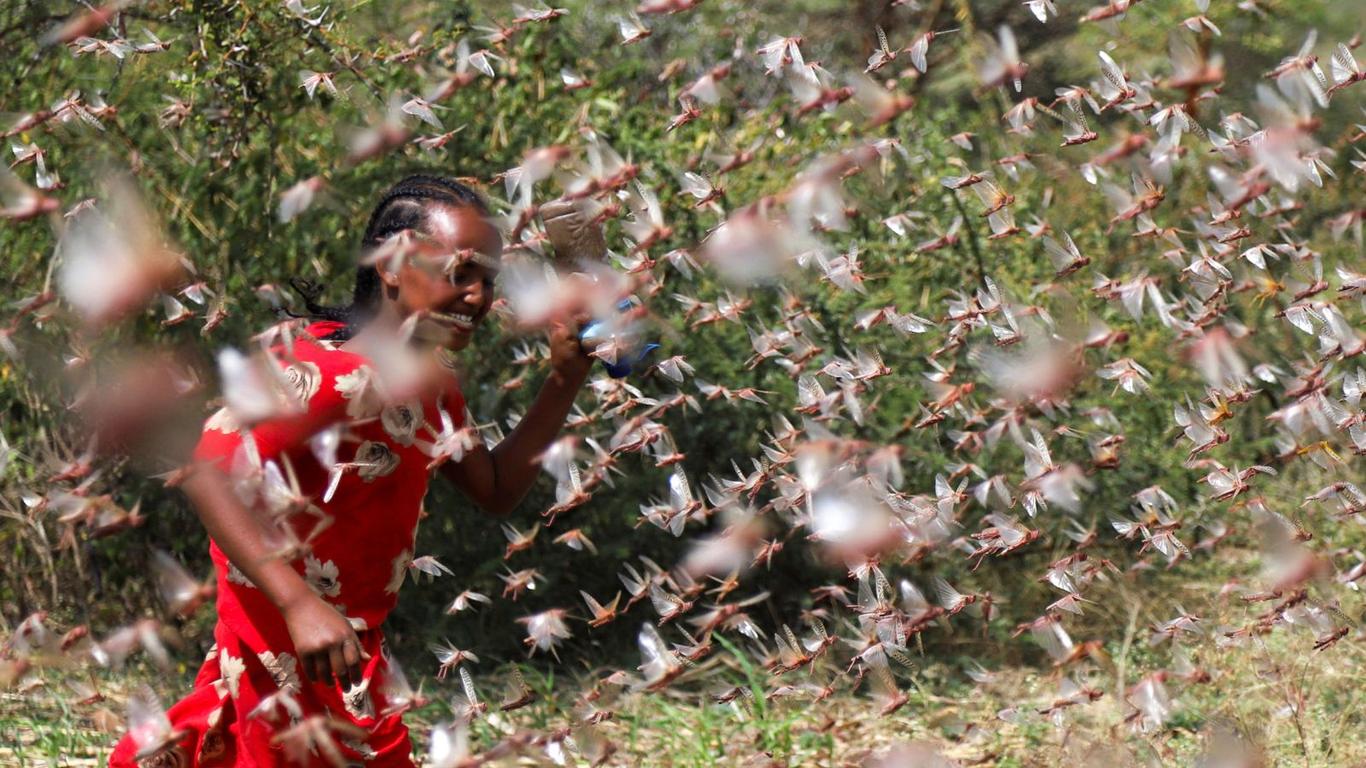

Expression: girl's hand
xmin=548 ymin=313 xmax=594 ymax=381
xmin=282 ymin=593 xmax=369 ymax=688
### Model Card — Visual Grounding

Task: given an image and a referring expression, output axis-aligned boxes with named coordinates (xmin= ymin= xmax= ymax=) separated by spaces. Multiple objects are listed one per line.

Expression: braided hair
xmin=291 ymin=174 xmax=490 ymax=340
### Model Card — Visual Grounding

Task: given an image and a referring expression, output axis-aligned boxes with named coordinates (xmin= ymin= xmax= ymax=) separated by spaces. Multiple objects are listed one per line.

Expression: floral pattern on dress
xmin=381 ymin=401 xmax=423 ymax=446
xmin=219 ymin=649 xmax=246 ymax=698
xmin=258 ymin=650 xmax=302 ymax=694
xmin=333 ymin=365 xmax=381 ymax=418
xmin=304 ymin=554 xmax=342 ymax=598
xmin=281 ymin=359 xmax=322 ymax=407
xmin=197 ymin=707 xmax=227 ymax=763
xmin=342 ymin=677 xmax=375 ymax=721
xmin=355 ymin=440 xmax=399 ymax=481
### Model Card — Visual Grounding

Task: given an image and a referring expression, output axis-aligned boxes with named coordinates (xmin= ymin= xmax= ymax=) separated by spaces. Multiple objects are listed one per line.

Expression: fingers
xmin=303 ymin=650 xmax=328 ymax=685
xmin=301 ymin=638 xmax=364 ymax=688
xmin=342 ymin=637 xmax=363 ymax=689
xmin=548 ymin=320 xmax=590 ymax=358
xmin=546 ymin=303 xmax=592 ymax=333
xmin=315 ymin=650 xmax=334 ymax=686
xmin=328 ymin=644 xmax=350 ymax=689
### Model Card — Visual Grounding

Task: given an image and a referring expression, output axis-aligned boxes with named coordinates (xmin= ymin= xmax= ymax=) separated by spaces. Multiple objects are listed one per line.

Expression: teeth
xmin=432 ymin=311 xmax=476 ymax=329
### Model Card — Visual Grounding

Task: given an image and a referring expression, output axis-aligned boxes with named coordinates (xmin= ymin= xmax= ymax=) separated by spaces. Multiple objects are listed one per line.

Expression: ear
xmin=377 ymin=265 xmax=401 ymax=288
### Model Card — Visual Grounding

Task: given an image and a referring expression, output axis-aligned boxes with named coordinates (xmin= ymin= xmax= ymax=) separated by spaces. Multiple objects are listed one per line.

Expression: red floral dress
xmin=111 ymin=321 xmax=467 ymax=768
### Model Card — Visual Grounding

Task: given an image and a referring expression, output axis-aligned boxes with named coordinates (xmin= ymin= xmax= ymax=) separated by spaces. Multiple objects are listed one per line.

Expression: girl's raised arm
xmin=441 ymin=315 xmax=593 ymax=516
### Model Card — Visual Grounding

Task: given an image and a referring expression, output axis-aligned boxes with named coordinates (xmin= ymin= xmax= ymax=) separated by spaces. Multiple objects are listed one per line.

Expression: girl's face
xmin=381 ymin=203 xmax=502 ymax=350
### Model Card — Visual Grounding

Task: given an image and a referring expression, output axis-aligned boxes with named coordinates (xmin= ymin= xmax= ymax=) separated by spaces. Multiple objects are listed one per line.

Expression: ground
xmin=6 ymin=614 xmax=1364 ymax=767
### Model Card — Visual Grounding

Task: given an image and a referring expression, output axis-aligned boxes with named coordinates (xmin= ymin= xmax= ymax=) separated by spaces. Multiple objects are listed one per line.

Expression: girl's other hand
xmin=282 ymin=593 xmax=369 ymax=689
xmin=548 ymin=311 xmax=594 ymax=381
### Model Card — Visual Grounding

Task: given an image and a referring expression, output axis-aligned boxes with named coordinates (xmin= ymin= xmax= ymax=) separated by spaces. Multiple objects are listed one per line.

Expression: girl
xmin=111 ymin=175 xmax=597 ymax=767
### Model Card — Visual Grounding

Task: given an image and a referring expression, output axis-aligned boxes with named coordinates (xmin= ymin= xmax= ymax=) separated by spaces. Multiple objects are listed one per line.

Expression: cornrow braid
xmin=291 ymin=174 xmax=489 ymax=340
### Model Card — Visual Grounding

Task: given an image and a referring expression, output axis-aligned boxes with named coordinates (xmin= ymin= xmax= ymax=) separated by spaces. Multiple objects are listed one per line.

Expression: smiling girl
xmin=110 ymin=175 xmax=596 ymax=767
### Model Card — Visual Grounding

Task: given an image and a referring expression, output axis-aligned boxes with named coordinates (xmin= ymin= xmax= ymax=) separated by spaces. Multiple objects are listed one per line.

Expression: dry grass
xmin=6 ymin=618 xmax=1365 ymax=767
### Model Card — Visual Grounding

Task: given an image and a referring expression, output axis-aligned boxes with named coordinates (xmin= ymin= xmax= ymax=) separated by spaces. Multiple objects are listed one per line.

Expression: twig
xmin=947 ymin=190 xmax=986 ymax=284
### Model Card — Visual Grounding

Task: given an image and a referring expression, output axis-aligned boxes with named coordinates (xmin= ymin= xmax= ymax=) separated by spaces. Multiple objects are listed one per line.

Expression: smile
xmin=429 ymin=311 xmax=477 ymax=332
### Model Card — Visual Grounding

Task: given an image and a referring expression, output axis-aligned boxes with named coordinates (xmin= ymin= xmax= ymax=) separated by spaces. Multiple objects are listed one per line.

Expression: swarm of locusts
xmin=2 ymin=0 xmax=1365 ymax=764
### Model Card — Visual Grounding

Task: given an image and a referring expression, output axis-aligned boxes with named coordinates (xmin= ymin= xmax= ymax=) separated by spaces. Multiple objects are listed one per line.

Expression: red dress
xmin=111 ymin=321 xmax=466 ymax=768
